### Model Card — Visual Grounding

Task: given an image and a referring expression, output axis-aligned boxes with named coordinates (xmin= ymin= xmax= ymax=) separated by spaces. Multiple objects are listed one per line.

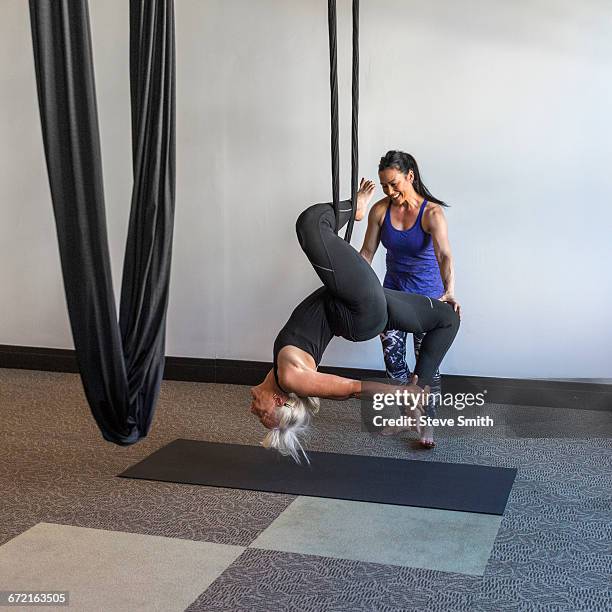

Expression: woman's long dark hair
xmin=378 ymin=150 xmax=448 ymax=207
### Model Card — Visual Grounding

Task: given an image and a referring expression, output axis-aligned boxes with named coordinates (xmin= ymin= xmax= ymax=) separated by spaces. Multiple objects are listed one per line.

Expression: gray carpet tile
xmin=186 ymin=548 xmax=480 ymax=612
xmin=249 ymin=497 xmax=502 ymax=575
xmin=0 ymin=522 xmax=244 ymax=612
xmin=1 ymin=368 xmax=611 ymax=611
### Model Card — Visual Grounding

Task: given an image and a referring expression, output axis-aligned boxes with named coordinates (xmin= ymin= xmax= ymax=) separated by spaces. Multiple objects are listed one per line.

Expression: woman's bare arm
xmin=425 ymin=205 xmax=461 ymax=316
xmin=359 ymin=201 xmax=386 ymax=264
xmin=280 ymin=362 xmax=426 ymax=404
xmin=279 ymin=364 xmax=361 ymax=400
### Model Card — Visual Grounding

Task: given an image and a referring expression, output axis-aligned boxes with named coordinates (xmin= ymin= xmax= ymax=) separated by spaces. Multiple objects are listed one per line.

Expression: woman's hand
xmin=439 ymin=292 xmax=461 ymax=318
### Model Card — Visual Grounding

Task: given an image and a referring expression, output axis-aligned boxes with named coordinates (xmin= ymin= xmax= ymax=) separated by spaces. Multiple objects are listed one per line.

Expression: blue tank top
xmin=380 ymin=200 xmax=444 ymax=298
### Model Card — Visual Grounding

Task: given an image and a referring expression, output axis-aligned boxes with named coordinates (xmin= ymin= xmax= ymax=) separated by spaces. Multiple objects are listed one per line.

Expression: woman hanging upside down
xmin=250 ymin=182 xmax=460 ymax=462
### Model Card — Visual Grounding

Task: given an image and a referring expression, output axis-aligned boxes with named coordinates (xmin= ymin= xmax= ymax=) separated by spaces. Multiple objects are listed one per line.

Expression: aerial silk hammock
xmin=327 ymin=0 xmax=359 ymax=242
xmin=28 ymin=0 xmax=175 ymax=445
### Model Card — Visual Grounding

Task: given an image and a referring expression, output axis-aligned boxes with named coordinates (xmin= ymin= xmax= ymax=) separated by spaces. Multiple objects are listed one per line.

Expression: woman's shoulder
xmin=422 ymin=201 xmax=446 ymax=231
xmin=369 ymin=198 xmax=390 ymax=225
xmin=423 ymin=200 xmax=444 ymax=213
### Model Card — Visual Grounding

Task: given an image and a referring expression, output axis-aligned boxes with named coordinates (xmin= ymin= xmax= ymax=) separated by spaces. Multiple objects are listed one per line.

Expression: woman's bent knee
xmin=296 ymin=203 xmax=330 ymax=234
xmin=437 ymin=301 xmax=460 ymax=330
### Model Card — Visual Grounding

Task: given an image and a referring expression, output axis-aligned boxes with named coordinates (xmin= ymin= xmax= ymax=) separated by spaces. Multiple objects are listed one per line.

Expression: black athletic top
xmin=273 ymin=287 xmax=334 ymax=391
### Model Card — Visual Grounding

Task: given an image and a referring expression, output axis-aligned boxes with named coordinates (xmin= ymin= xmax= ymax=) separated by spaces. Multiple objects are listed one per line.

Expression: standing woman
xmin=360 ymin=151 xmax=461 ymax=448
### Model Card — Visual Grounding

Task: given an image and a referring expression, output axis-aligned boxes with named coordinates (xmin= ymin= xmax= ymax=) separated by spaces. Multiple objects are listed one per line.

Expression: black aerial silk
xmin=29 ymin=0 xmax=175 ymax=445
xmin=327 ymin=0 xmax=359 ymax=242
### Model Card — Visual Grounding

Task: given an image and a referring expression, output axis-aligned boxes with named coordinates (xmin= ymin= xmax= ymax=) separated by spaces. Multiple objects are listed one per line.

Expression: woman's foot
xmin=419 ymin=424 xmax=435 ymax=449
xmin=405 ymin=374 xmax=435 ymax=448
xmin=355 ymin=178 xmax=376 ymax=221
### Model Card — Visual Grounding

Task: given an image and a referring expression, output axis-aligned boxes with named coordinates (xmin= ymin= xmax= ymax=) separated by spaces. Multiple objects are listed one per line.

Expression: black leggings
xmin=295 ymin=202 xmax=460 ymax=388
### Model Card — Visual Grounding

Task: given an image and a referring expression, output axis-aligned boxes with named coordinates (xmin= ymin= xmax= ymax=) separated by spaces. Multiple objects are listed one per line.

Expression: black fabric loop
xmin=29 ymin=0 xmax=176 ymax=445
xmin=327 ymin=0 xmax=359 ymax=242
xmin=327 ymin=0 xmax=340 ymax=233
xmin=346 ymin=0 xmax=359 ymax=243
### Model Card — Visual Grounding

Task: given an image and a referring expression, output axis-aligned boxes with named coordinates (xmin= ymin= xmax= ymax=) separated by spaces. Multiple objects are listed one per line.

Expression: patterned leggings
xmin=381 ymin=329 xmax=442 ymax=417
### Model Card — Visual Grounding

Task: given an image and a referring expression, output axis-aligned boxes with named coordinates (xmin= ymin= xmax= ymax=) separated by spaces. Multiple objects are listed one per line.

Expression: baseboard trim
xmin=1 ymin=344 xmax=610 ymax=411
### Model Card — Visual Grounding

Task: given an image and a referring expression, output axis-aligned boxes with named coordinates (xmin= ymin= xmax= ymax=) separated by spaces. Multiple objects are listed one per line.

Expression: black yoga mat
xmin=119 ymin=439 xmax=517 ymax=515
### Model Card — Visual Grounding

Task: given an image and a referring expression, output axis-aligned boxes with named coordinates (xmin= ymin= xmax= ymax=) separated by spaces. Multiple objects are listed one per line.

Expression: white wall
xmin=1 ymin=0 xmax=611 ymax=379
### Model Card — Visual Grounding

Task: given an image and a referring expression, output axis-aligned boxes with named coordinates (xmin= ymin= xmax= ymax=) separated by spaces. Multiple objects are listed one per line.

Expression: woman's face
xmin=379 ymin=167 xmax=413 ymax=201
xmin=249 ymin=383 xmax=281 ymax=429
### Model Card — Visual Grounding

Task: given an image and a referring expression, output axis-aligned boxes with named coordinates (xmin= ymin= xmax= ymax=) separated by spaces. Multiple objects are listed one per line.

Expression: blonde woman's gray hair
xmin=261 ymin=394 xmax=320 ymax=464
